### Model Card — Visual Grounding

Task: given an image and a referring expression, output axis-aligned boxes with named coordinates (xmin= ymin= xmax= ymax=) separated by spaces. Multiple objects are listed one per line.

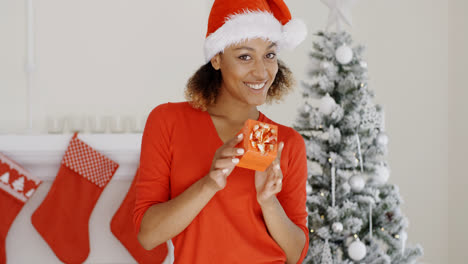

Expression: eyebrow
xmin=234 ymin=43 xmax=277 ymax=51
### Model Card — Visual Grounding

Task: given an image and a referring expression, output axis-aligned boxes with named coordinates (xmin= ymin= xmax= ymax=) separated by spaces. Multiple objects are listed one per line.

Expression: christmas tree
xmin=293 ymin=30 xmax=424 ymax=263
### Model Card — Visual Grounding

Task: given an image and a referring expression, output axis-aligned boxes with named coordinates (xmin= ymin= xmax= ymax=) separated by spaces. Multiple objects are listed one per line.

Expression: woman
xmin=133 ymin=0 xmax=309 ymax=263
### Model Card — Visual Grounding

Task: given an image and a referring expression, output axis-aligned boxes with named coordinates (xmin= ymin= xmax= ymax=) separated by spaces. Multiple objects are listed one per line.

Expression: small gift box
xmin=235 ymin=119 xmax=278 ymax=172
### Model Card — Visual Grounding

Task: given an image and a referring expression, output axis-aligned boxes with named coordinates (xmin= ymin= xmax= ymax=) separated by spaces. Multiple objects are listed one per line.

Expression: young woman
xmin=134 ymin=1 xmax=309 ymax=263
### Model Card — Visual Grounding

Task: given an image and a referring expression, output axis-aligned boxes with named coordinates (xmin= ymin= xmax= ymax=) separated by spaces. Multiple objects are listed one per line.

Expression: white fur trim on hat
xmin=204 ymin=10 xmax=307 ymax=63
xmin=280 ymin=18 xmax=308 ymax=50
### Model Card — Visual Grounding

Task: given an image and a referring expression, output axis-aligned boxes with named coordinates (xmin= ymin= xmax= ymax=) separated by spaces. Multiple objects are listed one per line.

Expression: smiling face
xmin=210 ymin=38 xmax=279 ymax=107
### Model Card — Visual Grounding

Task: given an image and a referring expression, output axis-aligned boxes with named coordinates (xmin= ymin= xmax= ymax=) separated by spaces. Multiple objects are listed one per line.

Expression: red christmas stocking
xmin=110 ymin=168 xmax=168 ymax=263
xmin=31 ymin=132 xmax=119 ymax=264
xmin=0 ymin=152 xmax=42 ymax=264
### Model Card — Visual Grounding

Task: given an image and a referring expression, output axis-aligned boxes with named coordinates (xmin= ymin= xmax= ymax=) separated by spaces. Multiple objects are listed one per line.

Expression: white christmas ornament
xmin=332 ymin=222 xmax=343 ymax=233
xmin=349 ymin=174 xmax=365 ymax=192
xmin=320 ymin=61 xmax=331 ymax=69
xmin=348 ymin=240 xmax=366 ymax=261
xmin=374 ymin=165 xmax=390 ymax=184
xmin=319 ymin=93 xmax=337 ymax=115
xmin=359 ymin=60 xmax=368 ymax=68
xmin=342 ymin=182 xmax=351 ymax=193
xmin=335 ymin=44 xmax=353 ymax=64
xmin=377 ymin=132 xmax=389 ymax=146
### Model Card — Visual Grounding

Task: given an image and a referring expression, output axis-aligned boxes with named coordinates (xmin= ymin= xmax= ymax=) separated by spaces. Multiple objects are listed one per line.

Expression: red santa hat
xmin=204 ymin=0 xmax=307 ymax=63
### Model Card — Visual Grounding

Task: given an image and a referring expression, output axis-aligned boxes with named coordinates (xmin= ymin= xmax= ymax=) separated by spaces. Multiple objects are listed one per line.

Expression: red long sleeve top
xmin=133 ymin=101 xmax=309 ymax=263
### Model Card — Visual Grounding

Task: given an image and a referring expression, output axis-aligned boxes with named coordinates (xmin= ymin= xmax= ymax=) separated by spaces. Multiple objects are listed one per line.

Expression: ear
xmin=210 ymin=53 xmax=221 ymax=70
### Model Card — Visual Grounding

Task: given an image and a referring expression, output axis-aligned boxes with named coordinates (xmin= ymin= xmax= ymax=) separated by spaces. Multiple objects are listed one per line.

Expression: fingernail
xmin=275 ymin=164 xmax=280 ymax=170
xmin=222 ymin=168 xmax=228 ymax=174
xmin=238 ymin=133 xmax=243 ymax=139
xmin=237 ymin=148 xmax=244 ymax=154
xmin=280 ymin=142 xmax=284 ymax=148
xmin=232 ymin=158 xmax=239 ymax=164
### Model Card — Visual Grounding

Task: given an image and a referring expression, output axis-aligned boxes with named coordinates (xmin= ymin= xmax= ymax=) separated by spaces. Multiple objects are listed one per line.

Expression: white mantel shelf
xmin=0 ymin=133 xmax=142 ymax=181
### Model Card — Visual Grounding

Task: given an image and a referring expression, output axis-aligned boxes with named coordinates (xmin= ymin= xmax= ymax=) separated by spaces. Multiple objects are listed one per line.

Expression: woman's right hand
xmin=205 ymin=133 xmax=245 ymax=191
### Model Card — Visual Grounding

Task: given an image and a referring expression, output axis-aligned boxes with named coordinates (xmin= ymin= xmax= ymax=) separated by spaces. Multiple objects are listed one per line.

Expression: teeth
xmin=245 ymin=82 xmax=266 ymax=90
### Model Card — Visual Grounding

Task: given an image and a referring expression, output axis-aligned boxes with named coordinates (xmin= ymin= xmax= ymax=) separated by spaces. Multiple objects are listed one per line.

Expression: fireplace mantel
xmin=0 ymin=133 xmax=142 ymax=181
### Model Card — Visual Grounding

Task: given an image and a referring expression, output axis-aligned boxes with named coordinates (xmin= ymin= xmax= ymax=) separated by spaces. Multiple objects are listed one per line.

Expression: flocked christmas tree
xmin=293 ymin=30 xmax=424 ymax=263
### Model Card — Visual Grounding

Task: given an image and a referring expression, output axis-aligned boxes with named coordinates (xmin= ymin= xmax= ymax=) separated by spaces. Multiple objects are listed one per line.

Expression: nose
xmin=252 ymin=59 xmax=268 ymax=80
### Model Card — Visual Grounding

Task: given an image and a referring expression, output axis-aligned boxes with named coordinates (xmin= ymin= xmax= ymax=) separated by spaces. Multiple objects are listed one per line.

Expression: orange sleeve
xmin=277 ymin=128 xmax=309 ymax=263
xmin=133 ymin=103 xmax=172 ymax=235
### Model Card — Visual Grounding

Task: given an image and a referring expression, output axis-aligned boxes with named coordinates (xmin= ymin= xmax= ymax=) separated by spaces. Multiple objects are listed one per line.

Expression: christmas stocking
xmin=0 ymin=152 xmax=42 ymax=264
xmin=31 ymin=132 xmax=119 ymax=264
xmin=110 ymin=168 xmax=168 ymax=263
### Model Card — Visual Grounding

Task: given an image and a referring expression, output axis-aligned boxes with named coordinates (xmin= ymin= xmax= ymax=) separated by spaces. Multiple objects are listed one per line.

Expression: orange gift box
xmin=235 ymin=119 xmax=278 ymax=172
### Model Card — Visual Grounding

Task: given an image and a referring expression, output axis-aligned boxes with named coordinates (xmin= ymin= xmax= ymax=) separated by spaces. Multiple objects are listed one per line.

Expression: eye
xmin=239 ymin=55 xmax=251 ymax=61
xmin=266 ymin=53 xmax=276 ymax=59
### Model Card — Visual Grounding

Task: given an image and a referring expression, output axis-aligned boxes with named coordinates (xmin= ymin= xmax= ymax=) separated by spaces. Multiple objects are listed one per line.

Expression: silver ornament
xmin=335 ymin=44 xmax=353 ymax=64
xmin=332 ymin=222 xmax=343 ymax=233
xmin=349 ymin=174 xmax=365 ymax=192
xmin=359 ymin=60 xmax=368 ymax=68
xmin=319 ymin=93 xmax=337 ymax=115
xmin=377 ymin=132 xmax=389 ymax=146
xmin=348 ymin=240 xmax=366 ymax=261
xmin=373 ymin=165 xmax=390 ymax=185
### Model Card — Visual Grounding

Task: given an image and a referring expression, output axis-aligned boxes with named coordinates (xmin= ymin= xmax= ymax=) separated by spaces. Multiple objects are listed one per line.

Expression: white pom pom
xmin=349 ymin=174 xmax=365 ymax=192
xmin=320 ymin=61 xmax=331 ymax=69
xmin=377 ymin=132 xmax=389 ymax=146
xmin=335 ymin=44 xmax=353 ymax=64
xmin=281 ymin=18 xmax=307 ymax=50
xmin=374 ymin=165 xmax=390 ymax=184
xmin=348 ymin=240 xmax=366 ymax=261
xmin=319 ymin=93 xmax=336 ymax=115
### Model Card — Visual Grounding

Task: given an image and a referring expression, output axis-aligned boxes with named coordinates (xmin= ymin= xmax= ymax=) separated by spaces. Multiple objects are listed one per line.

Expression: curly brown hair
xmin=184 ymin=59 xmax=296 ymax=111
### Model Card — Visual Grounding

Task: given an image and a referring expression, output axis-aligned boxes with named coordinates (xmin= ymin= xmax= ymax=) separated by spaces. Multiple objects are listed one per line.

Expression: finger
xmin=274 ymin=180 xmax=282 ymax=193
xmin=226 ymin=132 xmax=244 ymax=147
xmin=273 ymin=162 xmax=281 ymax=172
xmin=272 ymin=171 xmax=281 ymax=184
xmin=220 ymin=146 xmax=245 ymax=158
xmin=221 ymin=168 xmax=233 ymax=177
xmin=266 ymin=175 xmax=277 ymax=189
xmin=276 ymin=141 xmax=284 ymax=161
xmin=276 ymin=178 xmax=282 ymax=186
xmin=216 ymin=167 xmax=234 ymax=180
xmin=214 ymin=156 xmax=240 ymax=169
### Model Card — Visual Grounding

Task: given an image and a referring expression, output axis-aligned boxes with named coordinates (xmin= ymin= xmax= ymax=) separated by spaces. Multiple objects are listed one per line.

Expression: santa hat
xmin=204 ymin=0 xmax=307 ymax=63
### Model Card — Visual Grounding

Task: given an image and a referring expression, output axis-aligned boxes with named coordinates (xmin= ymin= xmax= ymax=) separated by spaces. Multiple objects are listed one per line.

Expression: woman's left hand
xmin=255 ymin=141 xmax=285 ymax=206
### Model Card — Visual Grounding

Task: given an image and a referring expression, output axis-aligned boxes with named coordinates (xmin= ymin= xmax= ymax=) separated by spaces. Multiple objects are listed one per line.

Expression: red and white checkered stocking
xmin=31 ymin=132 xmax=119 ymax=263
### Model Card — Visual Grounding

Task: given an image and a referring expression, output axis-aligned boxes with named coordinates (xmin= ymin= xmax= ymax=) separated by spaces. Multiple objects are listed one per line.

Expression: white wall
xmin=0 ymin=0 xmax=455 ymax=263
xmin=448 ymin=1 xmax=468 ymax=264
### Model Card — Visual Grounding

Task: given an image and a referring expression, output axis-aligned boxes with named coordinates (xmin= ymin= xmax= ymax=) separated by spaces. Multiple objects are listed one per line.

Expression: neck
xmin=207 ymin=90 xmax=260 ymax=123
